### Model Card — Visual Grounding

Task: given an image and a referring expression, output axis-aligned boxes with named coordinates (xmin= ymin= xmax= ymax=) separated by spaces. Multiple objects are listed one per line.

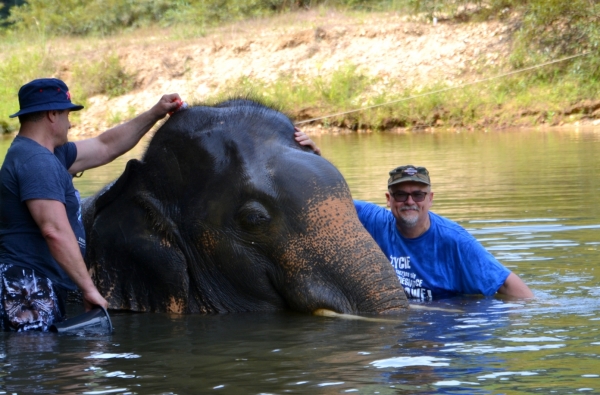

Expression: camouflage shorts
xmin=0 ymin=264 xmax=65 ymax=332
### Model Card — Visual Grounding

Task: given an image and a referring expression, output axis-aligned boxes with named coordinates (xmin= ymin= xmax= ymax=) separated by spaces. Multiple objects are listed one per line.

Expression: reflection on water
xmin=1 ymin=127 xmax=600 ymax=394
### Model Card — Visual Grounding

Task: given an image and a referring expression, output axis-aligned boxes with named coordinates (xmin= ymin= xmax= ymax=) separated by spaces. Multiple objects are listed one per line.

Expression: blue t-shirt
xmin=0 ymin=136 xmax=84 ymax=290
xmin=354 ymin=200 xmax=510 ymax=301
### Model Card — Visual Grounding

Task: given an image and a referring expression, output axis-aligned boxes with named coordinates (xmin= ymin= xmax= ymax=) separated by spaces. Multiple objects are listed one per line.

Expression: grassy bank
xmin=0 ymin=36 xmax=136 ymax=133
xmin=204 ymin=58 xmax=600 ymax=132
xmin=1 ymin=0 xmax=600 ymax=134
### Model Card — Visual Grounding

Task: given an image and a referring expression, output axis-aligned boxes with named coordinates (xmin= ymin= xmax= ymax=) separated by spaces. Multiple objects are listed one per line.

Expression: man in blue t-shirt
xmin=0 ymin=78 xmax=183 ymax=331
xmin=355 ymin=165 xmax=533 ymax=301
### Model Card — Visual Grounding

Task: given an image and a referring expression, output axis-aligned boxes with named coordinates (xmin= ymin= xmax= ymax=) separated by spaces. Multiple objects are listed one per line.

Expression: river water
xmin=1 ymin=127 xmax=600 ymax=394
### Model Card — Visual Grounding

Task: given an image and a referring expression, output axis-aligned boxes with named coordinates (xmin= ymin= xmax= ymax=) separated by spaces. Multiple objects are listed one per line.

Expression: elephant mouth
xmin=280 ymin=280 xmax=359 ymax=315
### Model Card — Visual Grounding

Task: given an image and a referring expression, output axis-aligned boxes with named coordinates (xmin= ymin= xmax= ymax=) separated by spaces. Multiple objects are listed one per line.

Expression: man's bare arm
xmin=497 ymin=272 xmax=534 ymax=299
xmin=69 ymin=93 xmax=181 ymax=174
xmin=26 ymin=199 xmax=108 ymax=310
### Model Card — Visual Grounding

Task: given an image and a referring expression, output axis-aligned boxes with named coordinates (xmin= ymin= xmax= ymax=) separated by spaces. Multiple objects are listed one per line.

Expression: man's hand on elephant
xmin=82 ymin=288 xmax=109 ymax=312
xmin=151 ymin=93 xmax=184 ymax=120
xmin=294 ymin=127 xmax=321 ymax=156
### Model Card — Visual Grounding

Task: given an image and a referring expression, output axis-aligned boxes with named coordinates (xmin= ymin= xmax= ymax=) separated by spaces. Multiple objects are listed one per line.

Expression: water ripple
xmin=441 ymin=343 xmax=565 ymax=354
xmin=500 ymin=337 xmax=564 ymax=342
xmin=85 ymin=352 xmax=141 ymax=359
xmin=469 ymin=224 xmax=600 ymax=235
xmin=370 ymin=356 xmax=451 ymax=368
xmin=477 ymin=371 xmax=538 ymax=380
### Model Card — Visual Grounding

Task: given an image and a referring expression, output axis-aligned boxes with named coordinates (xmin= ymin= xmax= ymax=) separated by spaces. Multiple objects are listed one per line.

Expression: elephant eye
xmin=238 ymin=201 xmax=271 ymax=229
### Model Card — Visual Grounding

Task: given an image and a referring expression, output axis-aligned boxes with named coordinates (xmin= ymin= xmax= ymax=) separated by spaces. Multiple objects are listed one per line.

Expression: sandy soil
xmin=69 ymin=10 xmax=517 ymax=136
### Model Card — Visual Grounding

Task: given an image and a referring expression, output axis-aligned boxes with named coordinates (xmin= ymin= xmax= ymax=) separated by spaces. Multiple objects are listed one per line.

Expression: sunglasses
xmin=390 ymin=191 xmax=428 ymax=203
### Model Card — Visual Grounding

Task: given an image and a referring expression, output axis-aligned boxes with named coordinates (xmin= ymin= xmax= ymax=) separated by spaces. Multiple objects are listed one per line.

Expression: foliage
xmin=208 ymin=64 xmax=377 ymax=127
xmin=3 ymin=0 xmax=600 ymax=65
xmin=2 ymin=0 xmax=316 ymax=36
xmin=0 ymin=1 xmax=25 ymax=24
xmin=0 ymin=47 xmax=135 ymax=133
xmin=2 ymin=1 xmax=600 ymax=132
xmin=5 ymin=0 xmax=172 ymax=36
xmin=201 ymin=55 xmax=600 ymax=131
xmin=0 ymin=0 xmax=510 ymax=36
xmin=71 ymin=54 xmax=136 ymax=98
xmin=499 ymin=0 xmax=600 ymax=71
xmin=0 ymin=49 xmax=57 ymax=133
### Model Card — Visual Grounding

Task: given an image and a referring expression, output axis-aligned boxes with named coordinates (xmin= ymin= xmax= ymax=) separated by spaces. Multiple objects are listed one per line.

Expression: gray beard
xmin=399 ymin=205 xmax=419 ymax=227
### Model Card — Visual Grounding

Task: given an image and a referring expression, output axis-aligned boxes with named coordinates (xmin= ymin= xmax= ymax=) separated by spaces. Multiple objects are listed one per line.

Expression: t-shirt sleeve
xmin=354 ymin=200 xmax=391 ymax=243
xmin=54 ymin=142 xmax=78 ymax=170
xmin=354 ymin=199 xmax=377 ymax=228
xmin=17 ymin=153 xmax=68 ymax=203
xmin=457 ymin=238 xmax=511 ymax=296
xmin=354 ymin=200 xmax=367 ymax=216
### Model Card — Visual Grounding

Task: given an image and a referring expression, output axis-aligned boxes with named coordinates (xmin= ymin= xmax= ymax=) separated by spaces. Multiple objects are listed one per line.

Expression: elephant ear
xmin=94 ymin=158 xmax=143 ymax=216
xmin=82 ymin=159 xmax=143 ymax=235
xmin=80 ymin=159 xmax=138 ymax=244
xmin=85 ymin=159 xmax=194 ymax=313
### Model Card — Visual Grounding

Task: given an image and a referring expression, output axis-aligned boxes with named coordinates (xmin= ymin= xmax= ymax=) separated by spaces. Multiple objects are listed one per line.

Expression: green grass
xmin=197 ymin=56 xmax=600 ymax=132
xmin=0 ymin=48 xmax=57 ymax=133
xmin=0 ymin=44 xmax=135 ymax=133
xmin=3 ymin=38 xmax=600 ymax=134
xmin=106 ymin=105 xmax=137 ymax=127
xmin=72 ymin=53 xmax=136 ymax=99
xmin=3 ymin=1 xmax=600 ymax=133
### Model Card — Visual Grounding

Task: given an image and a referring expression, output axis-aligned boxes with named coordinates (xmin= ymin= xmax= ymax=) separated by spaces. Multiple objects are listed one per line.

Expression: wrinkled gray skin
xmin=82 ymin=99 xmax=409 ymax=315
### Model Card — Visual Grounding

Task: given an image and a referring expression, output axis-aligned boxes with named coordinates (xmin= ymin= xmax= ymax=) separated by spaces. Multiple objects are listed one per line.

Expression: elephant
xmin=82 ymin=99 xmax=409 ymax=315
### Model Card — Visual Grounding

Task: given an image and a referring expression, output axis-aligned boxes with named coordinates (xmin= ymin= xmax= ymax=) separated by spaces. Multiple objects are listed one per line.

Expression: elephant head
xmin=83 ymin=99 xmax=409 ymax=314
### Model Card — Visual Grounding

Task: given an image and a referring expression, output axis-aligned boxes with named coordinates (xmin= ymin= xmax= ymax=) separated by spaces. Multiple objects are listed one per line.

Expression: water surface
xmin=1 ymin=127 xmax=599 ymax=394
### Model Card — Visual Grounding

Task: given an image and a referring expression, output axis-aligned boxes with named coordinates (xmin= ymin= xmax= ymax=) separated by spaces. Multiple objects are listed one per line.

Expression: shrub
xmin=0 ymin=50 xmax=57 ymax=133
xmin=71 ymin=54 xmax=136 ymax=98
xmin=6 ymin=0 xmax=172 ymax=36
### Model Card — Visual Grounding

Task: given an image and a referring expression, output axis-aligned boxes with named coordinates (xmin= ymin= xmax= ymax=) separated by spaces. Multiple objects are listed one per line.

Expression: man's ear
xmin=385 ymin=191 xmax=392 ymax=208
xmin=46 ymin=110 xmax=58 ymax=123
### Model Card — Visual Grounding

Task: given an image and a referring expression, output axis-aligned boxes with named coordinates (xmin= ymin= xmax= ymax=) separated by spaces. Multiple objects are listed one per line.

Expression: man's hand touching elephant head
xmin=294 ymin=127 xmax=321 ymax=156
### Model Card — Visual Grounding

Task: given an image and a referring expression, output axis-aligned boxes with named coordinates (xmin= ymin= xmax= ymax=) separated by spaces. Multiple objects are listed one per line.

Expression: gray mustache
xmin=400 ymin=205 xmax=419 ymax=211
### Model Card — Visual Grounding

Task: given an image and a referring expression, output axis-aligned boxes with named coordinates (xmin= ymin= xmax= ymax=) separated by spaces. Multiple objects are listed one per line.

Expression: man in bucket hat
xmin=354 ymin=165 xmax=533 ymax=301
xmin=0 ymin=78 xmax=183 ymax=331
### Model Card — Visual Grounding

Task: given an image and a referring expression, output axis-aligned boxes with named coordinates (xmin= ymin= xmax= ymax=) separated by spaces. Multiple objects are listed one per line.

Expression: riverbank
xmin=2 ymin=8 xmax=599 ymax=136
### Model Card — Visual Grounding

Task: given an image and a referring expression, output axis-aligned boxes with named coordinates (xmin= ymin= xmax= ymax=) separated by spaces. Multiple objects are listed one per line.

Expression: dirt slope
xmin=71 ymin=10 xmax=515 ymax=136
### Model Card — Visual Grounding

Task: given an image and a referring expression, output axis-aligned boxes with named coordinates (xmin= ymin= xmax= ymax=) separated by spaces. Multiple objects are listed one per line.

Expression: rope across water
xmin=294 ymin=51 xmax=592 ymax=126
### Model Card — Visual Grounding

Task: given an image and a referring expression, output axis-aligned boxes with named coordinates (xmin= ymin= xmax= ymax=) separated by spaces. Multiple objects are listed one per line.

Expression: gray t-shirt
xmin=0 ymin=136 xmax=84 ymax=290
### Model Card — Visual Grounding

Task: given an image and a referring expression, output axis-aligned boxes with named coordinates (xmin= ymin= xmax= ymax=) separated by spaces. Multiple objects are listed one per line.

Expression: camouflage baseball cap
xmin=388 ymin=165 xmax=431 ymax=187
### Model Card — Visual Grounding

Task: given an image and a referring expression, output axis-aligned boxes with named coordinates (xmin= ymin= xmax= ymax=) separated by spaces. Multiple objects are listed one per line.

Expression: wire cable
xmin=294 ymin=51 xmax=592 ymax=125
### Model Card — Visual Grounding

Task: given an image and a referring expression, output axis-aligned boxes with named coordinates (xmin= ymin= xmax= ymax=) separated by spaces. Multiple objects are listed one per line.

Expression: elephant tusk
xmin=312 ymin=308 xmax=404 ymax=323
xmin=409 ymin=304 xmax=463 ymax=313
xmin=313 ymin=305 xmax=463 ymax=320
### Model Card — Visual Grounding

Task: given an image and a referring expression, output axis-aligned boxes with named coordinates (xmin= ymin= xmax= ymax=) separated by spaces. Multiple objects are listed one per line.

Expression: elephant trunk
xmin=281 ymin=196 xmax=409 ymax=314
xmin=335 ymin=247 xmax=409 ymax=314
xmin=351 ymin=249 xmax=410 ymax=314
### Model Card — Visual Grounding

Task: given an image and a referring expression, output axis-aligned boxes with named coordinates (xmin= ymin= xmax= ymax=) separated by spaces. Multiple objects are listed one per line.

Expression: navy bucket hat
xmin=9 ymin=78 xmax=84 ymax=118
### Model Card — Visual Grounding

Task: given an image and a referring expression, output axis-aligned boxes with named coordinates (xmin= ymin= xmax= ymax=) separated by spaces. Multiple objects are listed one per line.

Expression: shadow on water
xmin=1 ymin=128 xmax=600 ymax=393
